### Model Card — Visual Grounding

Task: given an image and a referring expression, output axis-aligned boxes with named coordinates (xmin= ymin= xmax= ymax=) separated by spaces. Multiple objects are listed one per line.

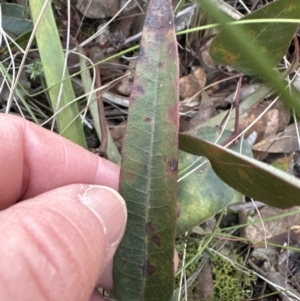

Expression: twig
xmin=221 ymin=75 xmax=243 ymax=147
xmin=94 ymin=62 xmax=108 ymax=158
xmin=88 ymin=50 xmax=109 ymax=158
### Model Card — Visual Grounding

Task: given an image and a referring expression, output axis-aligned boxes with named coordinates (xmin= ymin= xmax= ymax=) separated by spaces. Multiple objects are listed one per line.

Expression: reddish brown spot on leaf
xmin=175 ymin=202 xmax=181 ymax=219
xmin=130 ymin=84 xmax=145 ymax=104
xmin=158 ymin=61 xmax=164 ymax=69
xmin=144 ymin=2 xmax=173 ymax=30
xmin=138 ymin=46 xmax=146 ymax=60
xmin=145 ymin=117 xmax=153 ymax=123
xmin=151 ymin=234 xmax=161 ymax=246
xmin=168 ymin=104 xmax=179 ymax=126
xmin=142 ymin=260 xmax=156 ymax=276
xmin=121 ymin=170 xmax=136 ymax=182
xmin=168 ymin=159 xmax=178 ymax=172
xmin=167 ymin=41 xmax=178 ymax=59
xmin=135 ymin=85 xmax=144 ymax=94
xmin=225 ymin=52 xmax=235 ymax=65
xmin=145 ymin=221 xmax=154 ymax=234
xmin=249 ymin=30 xmax=256 ymax=38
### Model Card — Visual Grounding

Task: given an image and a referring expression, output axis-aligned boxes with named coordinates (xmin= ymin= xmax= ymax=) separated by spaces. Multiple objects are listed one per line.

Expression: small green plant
xmin=211 ymin=250 xmax=256 ymax=301
xmin=25 ymin=59 xmax=43 ymax=80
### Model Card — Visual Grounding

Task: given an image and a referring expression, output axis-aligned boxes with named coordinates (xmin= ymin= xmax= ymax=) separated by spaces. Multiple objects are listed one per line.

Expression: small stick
xmin=87 ymin=49 xmax=109 ymax=158
xmin=221 ymin=75 xmax=243 ymax=147
xmin=94 ymin=63 xmax=108 ymax=158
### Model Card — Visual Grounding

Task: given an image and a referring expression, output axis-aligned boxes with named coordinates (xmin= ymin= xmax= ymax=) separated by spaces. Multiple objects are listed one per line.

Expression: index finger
xmin=0 ymin=114 xmax=120 ymax=209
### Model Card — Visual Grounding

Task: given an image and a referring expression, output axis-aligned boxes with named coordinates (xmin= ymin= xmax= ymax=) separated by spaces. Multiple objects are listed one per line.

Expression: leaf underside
xmin=113 ymin=0 xmax=179 ymax=301
xmin=179 ymin=132 xmax=300 ymax=209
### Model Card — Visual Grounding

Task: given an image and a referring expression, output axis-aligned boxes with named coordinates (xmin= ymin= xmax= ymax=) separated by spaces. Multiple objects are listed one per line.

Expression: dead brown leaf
xmin=75 ymin=0 xmax=119 ymax=18
xmin=240 ymin=101 xmax=290 ymax=146
xmin=179 ymin=67 xmax=206 ymax=100
xmin=253 ymin=122 xmax=300 ymax=154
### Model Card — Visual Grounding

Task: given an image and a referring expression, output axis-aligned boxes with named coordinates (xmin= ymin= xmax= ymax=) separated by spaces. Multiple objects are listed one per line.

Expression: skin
xmin=0 ymin=114 xmax=178 ymax=301
xmin=0 ymin=114 xmax=126 ymax=301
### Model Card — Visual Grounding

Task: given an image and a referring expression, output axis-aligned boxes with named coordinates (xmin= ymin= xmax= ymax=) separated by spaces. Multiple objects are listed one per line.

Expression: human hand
xmin=0 ymin=114 xmax=127 ymax=301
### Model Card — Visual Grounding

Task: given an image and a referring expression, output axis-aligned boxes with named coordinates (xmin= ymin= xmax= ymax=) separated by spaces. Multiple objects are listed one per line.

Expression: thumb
xmin=0 ymin=184 xmax=127 ymax=301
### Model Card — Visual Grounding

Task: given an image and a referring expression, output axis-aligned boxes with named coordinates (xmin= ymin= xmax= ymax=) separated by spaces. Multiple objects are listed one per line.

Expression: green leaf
xmin=179 ymin=131 xmax=300 ymax=209
xmin=29 ymin=0 xmax=87 ymax=148
xmin=176 ymin=127 xmax=252 ymax=236
xmin=1 ymin=3 xmax=33 ymax=36
xmin=210 ymin=0 xmax=299 ymax=75
xmin=113 ymin=0 xmax=179 ymax=300
xmin=0 ymin=30 xmax=34 ymax=55
xmin=197 ymin=0 xmax=300 ymax=120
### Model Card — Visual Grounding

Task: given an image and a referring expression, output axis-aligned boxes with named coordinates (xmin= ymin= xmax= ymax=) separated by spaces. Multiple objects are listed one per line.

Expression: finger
xmin=0 ymin=185 xmax=127 ymax=301
xmin=89 ymin=289 xmax=106 ymax=301
xmin=0 ymin=114 xmax=120 ymax=209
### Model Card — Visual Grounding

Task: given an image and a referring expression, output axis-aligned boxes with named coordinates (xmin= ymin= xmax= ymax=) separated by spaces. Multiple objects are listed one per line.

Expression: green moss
xmin=211 ymin=250 xmax=256 ymax=301
xmin=176 ymin=235 xmax=256 ymax=301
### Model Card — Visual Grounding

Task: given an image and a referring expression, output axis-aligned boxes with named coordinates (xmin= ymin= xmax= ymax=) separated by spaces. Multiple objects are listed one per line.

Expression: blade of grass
xmin=0 ymin=62 xmax=39 ymax=123
xmin=29 ymin=0 xmax=87 ymax=147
